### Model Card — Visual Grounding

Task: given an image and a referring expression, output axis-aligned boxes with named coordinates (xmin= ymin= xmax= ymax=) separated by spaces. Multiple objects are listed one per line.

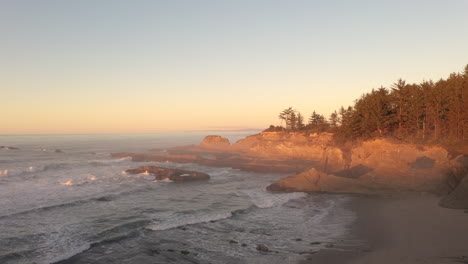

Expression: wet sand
xmin=302 ymin=194 xmax=468 ymax=264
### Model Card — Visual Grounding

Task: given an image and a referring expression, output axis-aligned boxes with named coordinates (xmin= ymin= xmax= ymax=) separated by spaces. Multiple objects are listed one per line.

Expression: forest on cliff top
xmin=267 ymin=64 xmax=468 ymax=148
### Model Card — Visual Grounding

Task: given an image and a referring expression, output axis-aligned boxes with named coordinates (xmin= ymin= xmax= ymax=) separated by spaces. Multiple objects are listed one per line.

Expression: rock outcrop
xmin=112 ymin=132 xmax=468 ymax=205
xmin=200 ymin=135 xmax=231 ymax=150
xmin=125 ymin=166 xmax=210 ymax=182
xmin=231 ymin=132 xmax=344 ymax=172
xmin=266 ymin=137 xmax=460 ymax=196
xmin=267 ymin=168 xmax=392 ymax=194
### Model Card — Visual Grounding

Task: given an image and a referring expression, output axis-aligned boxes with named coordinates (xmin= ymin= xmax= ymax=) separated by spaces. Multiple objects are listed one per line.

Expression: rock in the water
xmin=180 ymin=250 xmax=190 ymax=255
xmin=125 ymin=166 xmax=210 ymax=182
xmin=256 ymin=244 xmax=269 ymax=252
xmin=1 ymin=146 xmax=19 ymax=150
xmin=55 ymin=149 xmax=64 ymax=153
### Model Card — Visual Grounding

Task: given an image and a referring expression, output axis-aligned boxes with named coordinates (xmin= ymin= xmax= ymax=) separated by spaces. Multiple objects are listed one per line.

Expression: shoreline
xmin=302 ymin=193 xmax=468 ymax=264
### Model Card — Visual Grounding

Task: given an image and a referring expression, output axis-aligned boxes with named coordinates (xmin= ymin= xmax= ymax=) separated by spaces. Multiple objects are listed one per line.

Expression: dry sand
xmin=303 ymin=194 xmax=468 ymax=264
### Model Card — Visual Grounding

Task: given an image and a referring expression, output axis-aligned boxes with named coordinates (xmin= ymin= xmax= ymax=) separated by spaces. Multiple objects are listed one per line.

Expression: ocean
xmin=0 ymin=132 xmax=355 ymax=264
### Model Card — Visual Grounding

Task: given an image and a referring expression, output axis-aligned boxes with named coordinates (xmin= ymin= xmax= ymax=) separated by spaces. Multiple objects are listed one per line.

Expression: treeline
xmin=265 ymin=64 xmax=468 ymax=144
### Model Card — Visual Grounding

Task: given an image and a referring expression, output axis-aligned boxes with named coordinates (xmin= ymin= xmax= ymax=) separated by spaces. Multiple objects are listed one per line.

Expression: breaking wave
xmin=89 ymin=157 xmax=131 ymax=165
xmin=241 ymin=189 xmax=307 ymax=208
xmin=147 ymin=211 xmax=233 ymax=231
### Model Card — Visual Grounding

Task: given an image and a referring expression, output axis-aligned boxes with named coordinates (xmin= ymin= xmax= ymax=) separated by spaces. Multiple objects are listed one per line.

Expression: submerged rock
xmin=125 ymin=166 xmax=210 ymax=182
xmin=256 ymin=244 xmax=269 ymax=252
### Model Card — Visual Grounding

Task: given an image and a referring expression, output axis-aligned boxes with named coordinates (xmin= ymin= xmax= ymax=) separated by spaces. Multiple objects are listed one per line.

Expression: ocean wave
xmin=0 ymin=163 xmax=72 ymax=177
xmin=90 ymin=219 xmax=151 ymax=247
xmin=0 ymin=166 xmax=39 ymax=177
xmin=0 ymin=249 xmax=36 ymax=264
xmin=241 ymin=189 xmax=307 ymax=209
xmin=153 ymin=178 xmax=173 ymax=183
xmin=89 ymin=157 xmax=131 ymax=165
xmin=0 ymin=187 xmax=154 ymax=220
xmin=42 ymin=244 xmax=91 ymax=264
xmin=147 ymin=211 xmax=233 ymax=231
xmin=0 ymin=229 xmax=91 ymax=264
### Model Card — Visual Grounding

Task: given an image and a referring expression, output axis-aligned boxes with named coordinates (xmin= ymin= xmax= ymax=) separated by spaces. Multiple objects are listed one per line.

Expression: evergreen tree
xmin=297 ymin=112 xmax=305 ymax=130
xmin=278 ymin=107 xmax=294 ymax=130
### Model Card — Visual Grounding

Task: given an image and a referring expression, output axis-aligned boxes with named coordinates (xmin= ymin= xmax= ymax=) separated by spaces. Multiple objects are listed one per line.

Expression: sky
xmin=1 ymin=0 xmax=468 ymax=134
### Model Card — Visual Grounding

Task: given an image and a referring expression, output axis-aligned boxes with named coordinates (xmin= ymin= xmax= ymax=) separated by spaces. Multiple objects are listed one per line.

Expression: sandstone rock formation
xmin=125 ymin=166 xmax=210 ymax=182
xmin=266 ymin=168 xmax=392 ymax=194
xmin=266 ymin=137 xmax=460 ymax=196
xmin=113 ymin=132 xmax=468 ymax=206
xmin=230 ymin=132 xmax=344 ymax=172
xmin=200 ymin=135 xmax=231 ymax=150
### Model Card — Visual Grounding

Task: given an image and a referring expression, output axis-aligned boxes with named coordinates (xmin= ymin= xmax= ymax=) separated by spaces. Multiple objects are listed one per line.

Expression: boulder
xmin=256 ymin=244 xmax=269 ymax=252
xmin=200 ymin=135 xmax=231 ymax=149
xmin=125 ymin=166 xmax=210 ymax=182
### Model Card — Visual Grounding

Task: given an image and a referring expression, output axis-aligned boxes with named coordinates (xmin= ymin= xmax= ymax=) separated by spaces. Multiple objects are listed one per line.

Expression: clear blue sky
xmin=1 ymin=0 xmax=468 ymax=134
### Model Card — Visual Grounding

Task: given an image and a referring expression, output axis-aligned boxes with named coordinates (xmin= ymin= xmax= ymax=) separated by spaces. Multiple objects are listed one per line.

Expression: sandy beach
xmin=303 ymin=194 xmax=468 ymax=264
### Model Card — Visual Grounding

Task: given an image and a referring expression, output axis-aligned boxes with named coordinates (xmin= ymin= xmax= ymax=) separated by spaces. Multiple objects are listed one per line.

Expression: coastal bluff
xmin=112 ymin=132 xmax=468 ymax=209
xmin=200 ymin=132 xmax=468 ymax=209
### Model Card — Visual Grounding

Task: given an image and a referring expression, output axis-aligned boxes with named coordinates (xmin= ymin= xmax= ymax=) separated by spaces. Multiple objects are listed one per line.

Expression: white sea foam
xmin=38 ymin=244 xmax=90 ymax=264
xmin=90 ymin=157 xmax=131 ymax=165
xmin=0 ymin=166 xmax=41 ymax=176
xmin=86 ymin=174 xmax=97 ymax=181
xmin=61 ymin=180 xmax=74 ymax=186
xmin=34 ymin=148 xmax=47 ymax=152
xmin=153 ymin=178 xmax=173 ymax=183
xmin=147 ymin=211 xmax=232 ymax=231
xmin=242 ymin=189 xmax=307 ymax=208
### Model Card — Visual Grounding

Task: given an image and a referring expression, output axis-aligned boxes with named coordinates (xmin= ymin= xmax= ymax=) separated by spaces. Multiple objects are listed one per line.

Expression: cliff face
xmin=200 ymin=132 xmax=345 ymax=172
xmin=112 ymin=131 xmax=468 ymax=207
xmin=338 ymin=139 xmax=454 ymax=193
xmin=259 ymin=134 xmax=468 ymax=208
